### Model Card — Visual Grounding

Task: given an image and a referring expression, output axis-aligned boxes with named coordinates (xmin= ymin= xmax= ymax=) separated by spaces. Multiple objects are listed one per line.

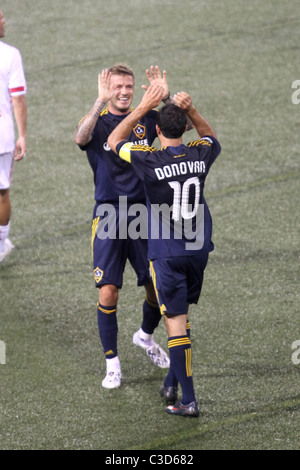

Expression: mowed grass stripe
xmin=130 ymin=395 xmax=300 ymax=450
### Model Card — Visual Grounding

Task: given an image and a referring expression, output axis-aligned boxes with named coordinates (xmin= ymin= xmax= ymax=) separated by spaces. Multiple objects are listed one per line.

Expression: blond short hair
xmin=108 ymin=63 xmax=135 ymax=82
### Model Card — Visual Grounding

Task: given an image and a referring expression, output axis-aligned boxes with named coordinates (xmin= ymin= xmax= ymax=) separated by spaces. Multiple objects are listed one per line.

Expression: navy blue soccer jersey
xmin=79 ymin=108 xmax=158 ymax=204
xmin=116 ymin=136 xmax=221 ymax=260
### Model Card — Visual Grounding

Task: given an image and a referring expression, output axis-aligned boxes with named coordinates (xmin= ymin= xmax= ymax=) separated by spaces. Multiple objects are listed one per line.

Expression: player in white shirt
xmin=0 ymin=11 xmax=27 ymax=262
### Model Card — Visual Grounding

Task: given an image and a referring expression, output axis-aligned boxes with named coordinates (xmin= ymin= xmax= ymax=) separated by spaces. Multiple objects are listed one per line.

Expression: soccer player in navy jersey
xmin=74 ymin=65 xmax=171 ymax=389
xmin=108 ymin=84 xmax=221 ymax=416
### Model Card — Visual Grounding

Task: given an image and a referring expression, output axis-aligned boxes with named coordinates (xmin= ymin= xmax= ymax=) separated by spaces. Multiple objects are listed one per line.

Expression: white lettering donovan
xmin=155 ymin=161 xmax=205 ymax=180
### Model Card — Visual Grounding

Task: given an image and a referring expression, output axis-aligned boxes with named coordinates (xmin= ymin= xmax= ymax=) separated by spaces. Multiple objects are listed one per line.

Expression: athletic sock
xmin=141 ymin=296 xmax=161 ymax=335
xmin=97 ymin=303 xmax=118 ymax=359
xmin=105 ymin=355 xmax=121 ymax=374
xmin=136 ymin=327 xmax=155 ymax=347
xmin=168 ymin=335 xmax=195 ymax=405
xmin=164 ymin=322 xmax=190 ymax=388
xmin=0 ymin=222 xmax=10 ymax=252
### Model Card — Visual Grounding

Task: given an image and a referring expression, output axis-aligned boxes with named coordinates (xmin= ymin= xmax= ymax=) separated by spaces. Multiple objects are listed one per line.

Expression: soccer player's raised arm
xmin=74 ymin=69 xmax=112 ymax=146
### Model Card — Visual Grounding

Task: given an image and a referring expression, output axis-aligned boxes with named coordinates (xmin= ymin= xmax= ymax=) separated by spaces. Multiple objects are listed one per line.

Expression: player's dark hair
xmin=157 ymin=104 xmax=187 ymax=139
xmin=108 ymin=63 xmax=135 ymax=82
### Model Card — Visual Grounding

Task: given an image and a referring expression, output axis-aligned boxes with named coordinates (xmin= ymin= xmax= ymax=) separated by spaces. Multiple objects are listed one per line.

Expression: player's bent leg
xmin=133 ymin=282 xmax=170 ymax=369
xmin=98 ymin=285 xmax=121 ymax=389
xmin=141 ymin=282 xmax=161 ymax=334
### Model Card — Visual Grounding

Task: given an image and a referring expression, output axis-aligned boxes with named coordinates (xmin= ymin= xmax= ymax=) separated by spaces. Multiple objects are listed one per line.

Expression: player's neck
xmin=159 ymin=136 xmax=183 ymax=148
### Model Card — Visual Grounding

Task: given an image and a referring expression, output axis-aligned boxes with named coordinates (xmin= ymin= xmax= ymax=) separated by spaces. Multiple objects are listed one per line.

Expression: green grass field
xmin=0 ymin=0 xmax=299 ymax=450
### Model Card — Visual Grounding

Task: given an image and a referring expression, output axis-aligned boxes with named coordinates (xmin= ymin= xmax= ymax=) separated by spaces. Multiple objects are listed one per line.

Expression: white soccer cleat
xmin=102 ymin=371 xmax=122 ymax=389
xmin=133 ymin=330 xmax=170 ymax=369
xmin=146 ymin=343 xmax=170 ymax=369
xmin=0 ymin=239 xmax=14 ymax=263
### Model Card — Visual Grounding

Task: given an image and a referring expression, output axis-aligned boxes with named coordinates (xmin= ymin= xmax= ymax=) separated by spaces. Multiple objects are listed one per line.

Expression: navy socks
xmin=97 ymin=303 xmax=118 ymax=359
xmin=168 ymin=335 xmax=195 ymax=405
xmin=141 ymin=296 xmax=161 ymax=335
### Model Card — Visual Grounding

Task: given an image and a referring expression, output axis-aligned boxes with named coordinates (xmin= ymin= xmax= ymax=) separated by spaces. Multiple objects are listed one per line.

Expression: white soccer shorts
xmin=0 ymin=152 xmax=14 ymax=189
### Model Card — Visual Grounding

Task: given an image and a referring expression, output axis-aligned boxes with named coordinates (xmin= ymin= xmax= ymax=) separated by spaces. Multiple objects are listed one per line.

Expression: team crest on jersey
xmin=94 ymin=267 xmax=103 ymax=283
xmin=133 ymin=123 xmax=146 ymax=139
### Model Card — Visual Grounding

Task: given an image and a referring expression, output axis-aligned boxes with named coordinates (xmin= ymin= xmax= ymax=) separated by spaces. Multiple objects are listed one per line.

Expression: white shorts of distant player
xmin=0 ymin=151 xmax=14 ymax=189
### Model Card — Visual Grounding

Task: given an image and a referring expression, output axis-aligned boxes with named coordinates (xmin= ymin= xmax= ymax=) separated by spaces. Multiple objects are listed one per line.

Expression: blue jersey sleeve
xmin=187 ymin=136 xmax=221 ymax=172
xmin=116 ymin=141 xmax=154 ymax=182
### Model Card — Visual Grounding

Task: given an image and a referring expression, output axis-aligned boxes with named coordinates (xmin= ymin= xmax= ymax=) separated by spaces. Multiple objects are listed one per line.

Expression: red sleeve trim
xmin=10 ymin=86 xmax=25 ymax=93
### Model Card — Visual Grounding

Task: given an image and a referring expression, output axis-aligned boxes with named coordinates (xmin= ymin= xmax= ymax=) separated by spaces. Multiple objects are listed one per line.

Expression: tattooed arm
xmin=74 ymin=69 xmax=112 ymax=146
xmin=74 ymin=99 xmax=105 ymax=146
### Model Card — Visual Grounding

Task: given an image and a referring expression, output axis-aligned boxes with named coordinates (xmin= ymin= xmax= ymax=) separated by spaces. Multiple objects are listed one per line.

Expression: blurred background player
xmin=74 ymin=65 xmax=171 ymax=389
xmin=108 ymin=84 xmax=221 ymax=416
xmin=0 ymin=11 xmax=27 ymax=262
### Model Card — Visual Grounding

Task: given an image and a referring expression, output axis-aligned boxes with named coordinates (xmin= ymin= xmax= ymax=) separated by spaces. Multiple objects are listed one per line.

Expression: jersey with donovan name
xmin=79 ymin=108 xmax=158 ymax=204
xmin=116 ymin=136 xmax=221 ymax=259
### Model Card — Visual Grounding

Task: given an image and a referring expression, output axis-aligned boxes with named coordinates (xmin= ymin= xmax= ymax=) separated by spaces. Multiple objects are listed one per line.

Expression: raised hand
xmin=98 ymin=68 xmax=113 ymax=103
xmin=173 ymin=92 xmax=192 ymax=112
xmin=141 ymin=83 xmax=165 ymax=110
xmin=142 ymin=65 xmax=169 ymax=100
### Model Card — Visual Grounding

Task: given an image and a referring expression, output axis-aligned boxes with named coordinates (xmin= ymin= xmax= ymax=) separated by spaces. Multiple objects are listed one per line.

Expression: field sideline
xmin=0 ymin=0 xmax=299 ymax=450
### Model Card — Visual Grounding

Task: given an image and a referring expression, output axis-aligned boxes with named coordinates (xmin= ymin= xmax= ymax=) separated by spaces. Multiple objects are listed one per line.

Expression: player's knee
xmin=164 ymin=313 xmax=188 ymax=337
xmin=99 ymin=284 xmax=119 ymax=306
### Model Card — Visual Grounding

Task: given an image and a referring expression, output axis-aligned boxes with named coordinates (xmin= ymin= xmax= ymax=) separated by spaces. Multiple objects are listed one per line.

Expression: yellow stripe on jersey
xmin=149 ymin=261 xmax=166 ymax=316
xmin=101 ymin=106 xmax=135 ymax=117
xmin=119 ymin=142 xmax=156 ymax=162
xmin=91 ymin=216 xmax=100 ymax=261
xmin=130 ymin=144 xmax=156 ymax=153
xmin=187 ymin=138 xmax=212 ymax=148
